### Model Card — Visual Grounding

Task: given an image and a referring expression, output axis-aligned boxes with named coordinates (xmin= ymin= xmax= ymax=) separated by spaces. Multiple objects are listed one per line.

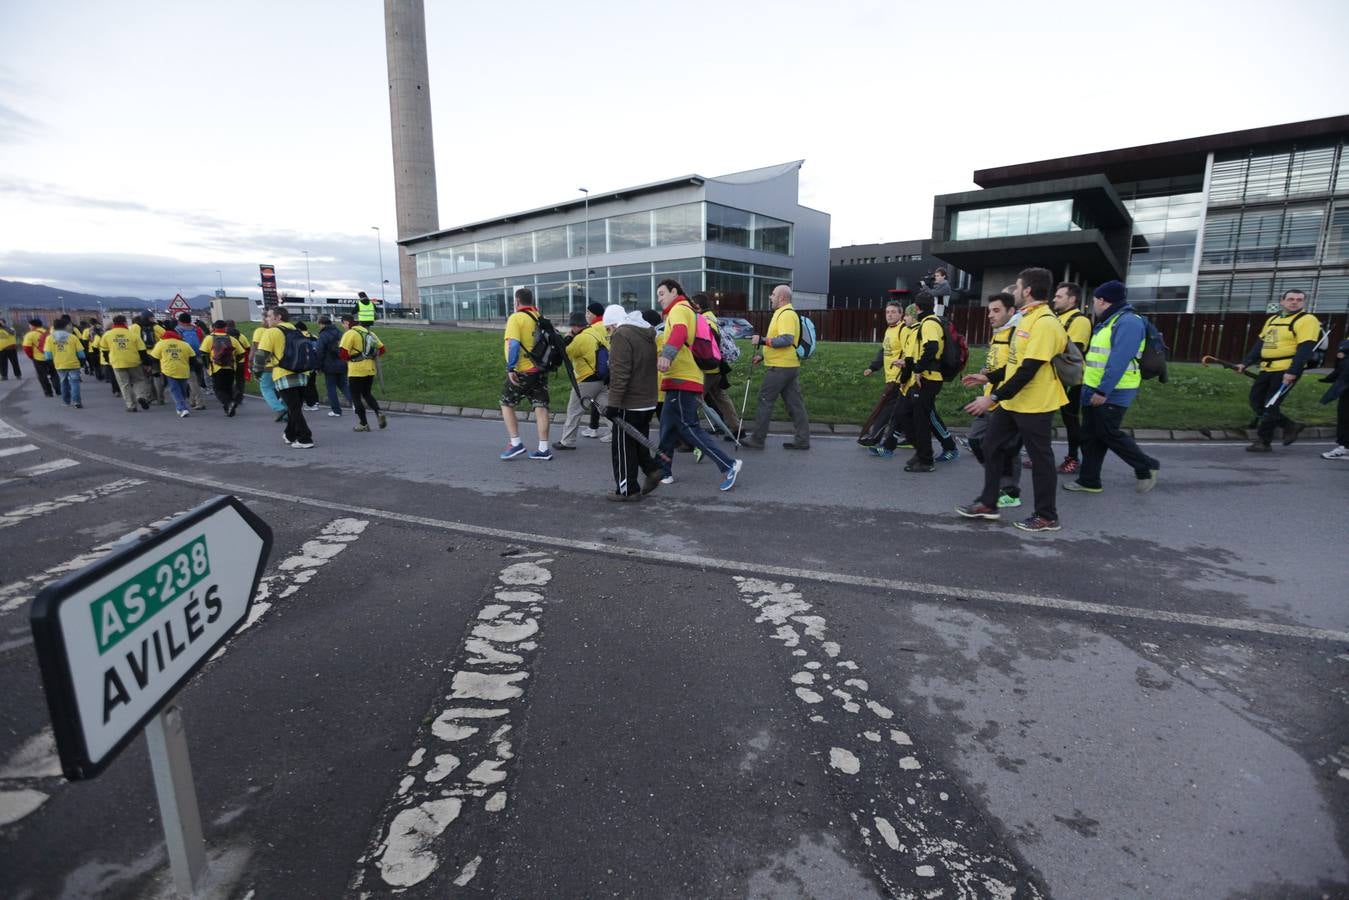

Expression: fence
xmin=723 ymin=308 xmax=1348 ymax=364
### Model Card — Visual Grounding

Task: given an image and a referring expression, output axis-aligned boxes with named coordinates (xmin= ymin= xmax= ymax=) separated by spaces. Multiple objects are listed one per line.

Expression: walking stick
xmin=1200 ymin=355 xmax=1257 ymax=379
xmin=735 ymin=369 xmax=753 ymax=444
xmin=561 ymin=352 xmax=672 ymax=465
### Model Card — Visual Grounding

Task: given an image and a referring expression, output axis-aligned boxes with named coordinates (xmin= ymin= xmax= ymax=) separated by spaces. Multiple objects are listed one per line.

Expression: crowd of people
xmin=0 ymin=304 xmax=388 ymax=449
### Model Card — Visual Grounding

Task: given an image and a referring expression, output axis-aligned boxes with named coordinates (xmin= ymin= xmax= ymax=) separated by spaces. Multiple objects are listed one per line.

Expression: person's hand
xmin=863 ymin=368 xmax=873 ymax=377
xmin=1089 ymin=392 xmax=1107 ymax=407
xmin=964 ymin=395 xmax=994 ymax=416
xmin=657 ymin=356 xmax=671 ymax=373
xmin=1235 ymin=364 xmax=1246 ymax=375
xmin=507 ymin=371 xmax=520 ymax=386
xmin=961 ymin=373 xmax=988 ymax=387
xmin=750 ymin=335 xmax=761 ymax=347
xmin=752 ymin=354 xmax=763 ymax=366
xmin=1282 ymin=372 xmax=1296 ymax=385
xmin=890 ymin=358 xmax=903 ymax=368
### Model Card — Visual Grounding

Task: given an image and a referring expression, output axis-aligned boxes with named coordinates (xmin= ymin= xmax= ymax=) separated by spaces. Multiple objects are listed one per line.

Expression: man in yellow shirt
xmin=860 ymin=300 xmax=906 ymax=446
xmin=150 ymin=328 xmax=195 ymax=417
xmin=499 ymin=288 xmax=553 ymax=460
xmin=1237 ymin=289 xmax=1323 ymax=451
xmin=876 ymin=294 xmax=949 ymax=471
xmin=253 ymin=306 xmax=314 ymax=447
xmin=44 ymin=316 xmax=87 ymax=407
xmin=1052 ymin=282 xmax=1093 ymax=474
xmin=199 ymin=321 xmax=248 ymax=416
xmin=102 ymin=315 xmax=152 ymax=411
xmin=0 ymin=317 xmax=20 ymax=380
xmin=22 ymin=318 xmax=61 ymax=397
xmin=554 ymin=303 xmax=612 ymax=450
xmin=741 ymin=284 xmax=810 ymax=451
xmin=961 ymin=292 xmax=1023 ymax=508
xmin=958 ymin=267 xmax=1069 ymax=532
xmin=339 ymin=314 xmax=387 ymax=432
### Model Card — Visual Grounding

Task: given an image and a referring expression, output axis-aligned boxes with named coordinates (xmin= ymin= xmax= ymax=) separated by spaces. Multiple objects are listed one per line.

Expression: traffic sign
xmin=31 ymin=496 xmax=272 ymax=780
xmin=167 ymin=293 xmax=192 ymax=314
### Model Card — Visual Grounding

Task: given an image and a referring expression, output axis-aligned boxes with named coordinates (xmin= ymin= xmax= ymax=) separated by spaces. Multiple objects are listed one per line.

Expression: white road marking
xmin=353 ymin=554 xmax=555 ymax=892
xmin=0 ymin=458 xmax=80 ymax=487
xmin=0 ymin=729 xmax=62 ymax=829
xmin=0 ymin=443 xmax=38 ymax=458
xmin=0 ymin=418 xmax=23 ymax=439
xmin=28 ymin=439 xmax=1349 ymax=645
xmin=0 ymin=479 xmax=144 ymax=530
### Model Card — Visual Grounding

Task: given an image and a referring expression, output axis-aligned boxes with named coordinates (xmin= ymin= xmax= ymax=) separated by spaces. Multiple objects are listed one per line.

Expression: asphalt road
xmin=0 ymin=374 xmax=1345 ymax=899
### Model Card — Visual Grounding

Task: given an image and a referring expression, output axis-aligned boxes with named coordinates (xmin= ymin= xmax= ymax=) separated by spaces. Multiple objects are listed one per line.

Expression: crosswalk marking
xmin=0 ymin=458 xmax=80 ymax=488
xmin=0 ymin=419 xmax=22 ymax=439
xmin=0 ymin=444 xmax=39 ymax=459
xmin=0 ymin=479 xmax=145 ymax=530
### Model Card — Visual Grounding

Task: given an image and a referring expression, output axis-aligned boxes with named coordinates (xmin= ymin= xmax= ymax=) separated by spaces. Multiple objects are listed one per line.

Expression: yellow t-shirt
xmin=150 ymin=337 xmax=193 ymax=380
xmin=1059 ymin=309 xmax=1092 ymax=349
xmin=913 ymin=316 xmax=946 ymax=383
xmin=1258 ymin=312 xmax=1322 ymax=373
xmin=46 ymin=332 xmax=85 ymax=370
xmin=763 ymin=304 xmax=801 ymax=368
xmin=340 ymin=326 xmax=384 ymax=378
xmin=22 ymin=328 xmax=47 ymax=358
xmin=983 ymin=327 xmax=1014 ymax=406
xmin=881 ymin=323 xmax=904 ymax=384
xmin=101 ymin=327 xmax=147 ymax=368
xmin=1001 ymin=304 xmax=1068 ymax=414
xmin=503 ymin=309 xmax=540 ymax=374
xmin=659 ymin=298 xmax=704 ymax=391
xmin=199 ymin=333 xmax=247 ymax=374
xmin=0 ymin=327 xmax=17 ymax=351
xmin=567 ymin=321 xmax=609 ymax=382
xmin=256 ymin=322 xmax=300 ymax=378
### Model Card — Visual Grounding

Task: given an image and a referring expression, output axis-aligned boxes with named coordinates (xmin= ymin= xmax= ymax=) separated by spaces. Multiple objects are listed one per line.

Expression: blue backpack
xmin=594 ymin=344 xmax=610 ymax=382
xmin=796 ymin=315 xmax=817 ymax=360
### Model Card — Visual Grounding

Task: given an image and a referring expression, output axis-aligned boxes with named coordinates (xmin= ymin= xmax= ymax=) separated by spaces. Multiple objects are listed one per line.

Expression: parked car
xmin=719 ymin=317 xmax=755 ymax=339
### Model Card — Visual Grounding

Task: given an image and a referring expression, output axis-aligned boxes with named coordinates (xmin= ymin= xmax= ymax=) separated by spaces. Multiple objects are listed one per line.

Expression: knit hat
xmin=602 ymin=304 xmax=626 ymax=328
xmin=568 ymin=311 xmax=587 ymax=328
xmin=587 ymin=301 xmax=606 ymax=319
xmin=1093 ymin=280 xmax=1127 ymax=304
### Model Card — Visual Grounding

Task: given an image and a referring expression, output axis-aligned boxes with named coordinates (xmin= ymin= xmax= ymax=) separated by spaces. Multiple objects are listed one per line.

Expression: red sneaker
xmin=1056 ymin=457 xmax=1080 ymax=474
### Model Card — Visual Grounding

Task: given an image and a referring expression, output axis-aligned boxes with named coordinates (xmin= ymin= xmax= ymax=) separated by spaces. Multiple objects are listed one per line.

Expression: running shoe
xmin=719 ymin=459 xmax=743 ymax=491
xmin=1014 ymin=516 xmax=1061 ymax=532
xmin=996 ymin=492 xmax=1022 ymax=508
xmin=935 ymin=448 xmax=959 ymax=463
xmin=528 ymin=449 xmax=554 ymax=461
xmin=868 ymin=447 xmax=894 ymax=458
xmin=354 ymin=423 xmax=371 ymax=432
xmin=291 ymin=441 xmax=315 ymax=450
xmin=955 ymin=502 xmax=1000 ymax=520
xmin=1056 ymin=456 xmax=1079 ymax=474
xmin=378 ymin=413 xmax=388 ymax=430
xmin=327 ymin=411 xmax=341 ymax=417
xmin=1322 ymin=445 xmax=1348 ymax=460
xmin=500 ymin=443 xmax=526 ymax=460
xmin=1063 ymin=481 xmax=1103 ymax=493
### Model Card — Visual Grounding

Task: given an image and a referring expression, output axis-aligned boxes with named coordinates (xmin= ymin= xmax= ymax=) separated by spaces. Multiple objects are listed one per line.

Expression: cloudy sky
xmin=2 ymin=0 xmax=1346 ymax=301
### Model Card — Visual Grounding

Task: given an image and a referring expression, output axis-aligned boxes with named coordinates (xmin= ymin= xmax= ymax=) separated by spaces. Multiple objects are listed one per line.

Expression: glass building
xmin=402 ymin=162 xmax=830 ymax=321
xmin=929 ymin=116 xmax=1349 ymax=314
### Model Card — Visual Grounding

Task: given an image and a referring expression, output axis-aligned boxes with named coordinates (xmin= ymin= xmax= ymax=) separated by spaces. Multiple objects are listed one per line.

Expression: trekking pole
xmin=564 ymin=352 xmax=672 ymax=464
xmin=735 ymin=367 xmax=753 ymax=444
xmin=374 ymin=349 xmax=386 ymax=391
xmin=1200 ymin=355 xmax=1257 ymax=379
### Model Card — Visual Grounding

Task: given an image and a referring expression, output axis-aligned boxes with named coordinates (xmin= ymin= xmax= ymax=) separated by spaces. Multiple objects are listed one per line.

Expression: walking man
xmin=102 ymin=315 xmax=152 ymax=411
xmin=691 ymin=293 xmax=742 ymax=440
xmin=0 ymin=318 xmax=21 ymax=381
xmin=1052 ymin=282 xmax=1092 ymax=474
xmin=22 ymin=319 xmax=61 ymax=397
xmin=1237 ymin=288 xmax=1322 ymax=452
xmin=957 ymin=267 xmax=1069 ymax=532
xmin=44 ymin=317 xmax=86 ymax=407
xmin=199 ymin=321 xmax=247 ymax=416
xmin=251 ymin=317 xmax=288 ymax=421
xmin=316 ymin=315 xmax=353 ymax=416
xmin=889 ymin=293 xmax=947 ymax=472
xmin=175 ymin=313 xmax=207 ymax=409
xmin=961 ymin=292 xmax=1024 ymax=508
xmin=1064 ymin=281 xmax=1161 ymax=494
xmin=605 ymin=307 xmax=663 ymax=500
xmin=150 ymin=328 xmax=195 ymax=417
xmin=554 ymin=303 xmax=611 ymax=450
xmin=253 ymin=306 xmax=314 ymax=447
xmin=339 ymin=314 xmax=387 ymax=432
xmin=499 ymin=288 xmax=553 ymax=460
xmin=741 ymin=284 xmax=810 ymax=451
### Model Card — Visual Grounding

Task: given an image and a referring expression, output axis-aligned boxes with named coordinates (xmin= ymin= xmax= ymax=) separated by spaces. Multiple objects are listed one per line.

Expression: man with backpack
xmin=1052 ymin=283 xmax=1093 ymax=474
xmin=339 ymin=314 xmax=387 ymax=432
xmin=741 ymin=284 xmax=810 ymax=451
xmin=199 ymin=321 xmax=248 ymax=416
xmin=554 ymin=304 xmax=611 ymax=450
xmin=499 ymin=288 xmax=554 ymax=461
xmin=1062 ymin=281 xmax=1161 ymax=495
xmin=136 ymin=314 xmax=167 ymax=405
xmin=1237 ymin=289 xmax=1323 ymax=452
xmin=316 ymin=315 xmax=353 ymax=417
xmin=885 ymin=294 xmax=950 ymax=472
xmin=175 ymin=312 xmax=207 ymax=410
xmin=690 ymin=293 xmax=742 ymax=441
xmin=22 ymin=318 xmax=61 ymax=397
xmin=253 ymin=306 xmax=316 ymax=448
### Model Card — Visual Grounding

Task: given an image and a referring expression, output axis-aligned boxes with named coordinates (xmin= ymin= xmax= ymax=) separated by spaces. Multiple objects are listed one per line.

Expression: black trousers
xmin=1059 ymin=388 xmax=1083 ymax=459
xmin=349 ymin=374 xmax=381 ymax=426
xmin=279 ymin=385 xmax=313 ymax=443
xmin=0 ymin=346 xmax=20 ymax=378
xmin=1250 ymin=371 xmax=1297 ymax=443
xmin=893 ymin=380 xmax=942 ymax=464
xmin=301 ymin=374 xmax=320 ymax=407
xmin=609 ymin=408 xmax=657 ymax=496
xmin=32 ymin=358 xmax=60 ymax=395
xmin=979 ymin=408 xmax=1057 ymax=521
xmin=211 ymin=370 xmax=235 ymax=410
xmin=1337 ymin=389 xmax=1349 ymax=447
xmin=1078 ymin=402 xmax=1159 ymax=488
xmin=232 ymin=367 xmax=246 ymax=405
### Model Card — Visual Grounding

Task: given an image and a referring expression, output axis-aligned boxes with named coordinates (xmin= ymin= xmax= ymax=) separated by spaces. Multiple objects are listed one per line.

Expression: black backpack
xmin=278 ymin=326 xmax=320 ymax=372
xmin=523 ymin=312 xmax=568 ymax=373
xmin=923 ymin=315 xmax=968 ymax=379
xmin=1136 ymin=314 xmax=1169 ymax=382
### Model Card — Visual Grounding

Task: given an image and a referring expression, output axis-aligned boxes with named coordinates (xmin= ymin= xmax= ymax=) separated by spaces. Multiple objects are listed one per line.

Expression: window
xmin=1325 ymin=203 xmax=1349 ymax=262
xmin=1244 ymin=151 xmax=1291 ymax=201
xmin=1234 ymin=210 xmax=1283 ymax=264
xmin=1288 ymin=145 xmax=1336 ymax=196
xmin=753 ymin=213 xmax=792 ymax=254
xmin=1278 ymin=207 xmax=1324 ymax=263
xmin=1208 ymin=155 xmax=1248 ymax=204
xmin=608 ymin=211 xmax=652 ymax=252
xmin=504 ymin=233 xmax=534 ymax=267
xmin=654 ymin=203 xmax=702 ymax=246
xmin=452 ymin=243 xmax=477 ymax=273
xmin=569 ymin=220 xmax=605 ymax=258
xmin=535 ymin=226 xmax=568 ymax=263
xmin=474 ymin=239 xmax=503 ymax=270
xmin=707 ymin=204 xmax=752 ymax=247
xmin=952 ymin=199 xmax=1078 ymax=240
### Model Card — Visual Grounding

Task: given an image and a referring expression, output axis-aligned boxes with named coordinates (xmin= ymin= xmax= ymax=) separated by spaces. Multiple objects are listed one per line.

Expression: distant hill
xmin=0 ymin=279 xmax=215 ymax=313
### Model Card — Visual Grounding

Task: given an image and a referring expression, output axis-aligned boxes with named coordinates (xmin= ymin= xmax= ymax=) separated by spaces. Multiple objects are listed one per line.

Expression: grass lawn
xmin=237 ymin=324 xmax=1336 ymax=431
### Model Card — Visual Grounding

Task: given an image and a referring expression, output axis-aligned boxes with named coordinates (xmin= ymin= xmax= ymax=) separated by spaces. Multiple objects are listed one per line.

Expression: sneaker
xmin=935 ymin=448 xmax=959 ymax=463
xmin=599 ymin=431 xmax=612 ymax=443
xmin=782 ymin=441 xmax=810 ymax=450
xmin=857 ymin=437 xmax=879 ymax=447
xmin=895 ymin=440 xmax=914 ymax=450
xmin=868 ymin=447 xmax=895 ymax=459
xmin=581 ymin=427 xmax=599 ymax=439
xmin=551 ymin=441 xmax=576 ymax=451
xmin=284 ymin=431 xmax=292 ymax=444
xmin=739 ymin=439 xmax=764 ymax=450
xmin=1280 ymin=422 xmax=1305 ymax=446
xmin=719 ymin=459 xmax=743 ymax=491
xmin=304 ymin=404 xmax=320 ymax=411
xmin=1245 ymin=441 xmax=1272 ymax=453
xmin=997 ymin=492 xmax=1022 ymax=509
xmin=1136 ymin=470 xmax=1159 ymax=494
xmin=904 ymin=461 xmax=936 ymax=473
xmin=327 ymin=411 xmax=342 ymax=417
xmin=291 ymin=441 xmax=315 ymax=449
xmin=1056 ymin=456 xmax=1079 ymax=474
xmin=660 ymin=474 xmax=675 ymax=485
xmin=377 ymin=413 xmax=388 ymax=430
xmin=1015 ymin=516 xmax=1061 ymax=532
xmin=955 ymin=502 xmax=1000 ymax=520
xmin=693 ymin=447 xmax=704 ymax=464
xmin=354 ymin=423 xmax=371 ymax=432
xmin=177 ymin=409 xmax=189 ymax=418
xmin=1064 ymin=481 xmax=1103 ymax=493
xmin=1322 ymin=445 xmax=1349 ymax=460
xmin=528 ymin=449 xmax=554 ymax=461
xmin=139 ymin=397 xmax=151 ymax=410
xmin=74 ymin=402 xmax=83 ymax=409
xmin=500 ymin=443 xmax=526 ymax=460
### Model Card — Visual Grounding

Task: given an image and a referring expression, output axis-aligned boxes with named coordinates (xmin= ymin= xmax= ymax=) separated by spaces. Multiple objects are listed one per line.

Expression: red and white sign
xmin=166 ymin=294 xmax=191 ymax=314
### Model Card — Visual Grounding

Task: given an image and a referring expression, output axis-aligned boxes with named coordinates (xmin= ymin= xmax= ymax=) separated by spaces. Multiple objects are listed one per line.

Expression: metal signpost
xmin=30 ymin=496 xmax=272 ymax=895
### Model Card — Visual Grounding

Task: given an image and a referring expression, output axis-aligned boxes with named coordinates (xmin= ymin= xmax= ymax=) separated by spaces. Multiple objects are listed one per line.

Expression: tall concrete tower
xmin=384 ymin=0 xmax=439 ymax=310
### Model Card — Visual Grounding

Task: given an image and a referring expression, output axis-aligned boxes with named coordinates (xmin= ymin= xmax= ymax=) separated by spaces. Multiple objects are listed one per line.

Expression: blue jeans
xmin=166 ymin=376 xmax=189 ymax=412
xmin=325 ymin=371 xmax=352 ymax=413
xmin=58 ymin=369 xmax=82 ymax=405
xmin=259 ymin=371 xmax=286 ymax=412
xmin=659 ymin=389 xmax=733 ymax=476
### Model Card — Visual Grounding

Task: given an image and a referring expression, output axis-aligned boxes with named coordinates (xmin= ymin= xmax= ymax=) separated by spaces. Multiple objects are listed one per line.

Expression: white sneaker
xmin=291 ymin=441 xmax=315 ymax=449
xmin=304 ymin=404 xmax=320 ymax=411
xmin=1322 ymin=445 xmax=1349 ymax=460
xmin=581 ymin=427 xmax=599 ymax=439
xmin=599 ymin=431 xmax=612 ymax=443
xmin=177 ymin=409 xmax=189 ymax=418
xmin=660 ymin=474 xmax=675 ymax=484
xmin=327 ymin=411 xmax=341 ymax=417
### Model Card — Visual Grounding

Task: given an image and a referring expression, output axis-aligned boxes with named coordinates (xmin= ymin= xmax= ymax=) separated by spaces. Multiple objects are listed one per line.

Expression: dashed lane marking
xmin=0 ymin=443 xmax=39 ymax=458
xmin=15 ymin=432 xmax=1349 ymax=645
xmin=0 ymin=479 xmax=145 ymax=531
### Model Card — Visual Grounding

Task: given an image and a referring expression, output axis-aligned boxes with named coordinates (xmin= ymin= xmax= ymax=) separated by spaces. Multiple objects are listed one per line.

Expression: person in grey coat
xmin=606 ymin=307 xmax=662 ymax=500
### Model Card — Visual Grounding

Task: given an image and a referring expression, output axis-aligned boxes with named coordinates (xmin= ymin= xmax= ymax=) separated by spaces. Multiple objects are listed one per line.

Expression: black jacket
xmin=317 ymin=324 xmax=345 ymax=374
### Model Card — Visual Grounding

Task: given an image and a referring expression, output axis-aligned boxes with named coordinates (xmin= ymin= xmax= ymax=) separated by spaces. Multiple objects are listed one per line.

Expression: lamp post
xmin=371 ymin=226 xmax=385 ymax=307
xmin=578 ymin=188 xmax=589 ymax=312
xmin=302 ymin=250 xmax=313 ymax=305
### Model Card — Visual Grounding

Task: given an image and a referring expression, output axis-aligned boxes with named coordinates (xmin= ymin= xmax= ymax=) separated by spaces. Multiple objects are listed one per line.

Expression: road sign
xmin=30 ymin=495 xmax=272 ymax=780
xmin=166 ymin=293 xmax=192 ymax=314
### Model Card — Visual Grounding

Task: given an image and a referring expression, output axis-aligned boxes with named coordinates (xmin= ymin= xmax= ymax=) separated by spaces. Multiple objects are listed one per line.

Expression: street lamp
xmin=371 ymin=226 xmax=385 ymax=307
xmin=578 ymin=188 xmax=589 ymax=312
xmin=302 ymin=250 xmax=313 ymax=305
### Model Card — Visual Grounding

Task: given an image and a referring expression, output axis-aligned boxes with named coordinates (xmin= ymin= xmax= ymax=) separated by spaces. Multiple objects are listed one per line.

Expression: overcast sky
xmin=2 ymin=0 xmax=1346 ymax=301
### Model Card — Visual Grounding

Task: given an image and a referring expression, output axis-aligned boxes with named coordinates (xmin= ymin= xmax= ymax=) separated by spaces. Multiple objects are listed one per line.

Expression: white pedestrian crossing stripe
xmin=0 ymin=458 xmax=80 ymax=487
xmin=0 ymin=444 xmax=38 ymax=459
xmin=0 ymin=479 xmax=144 ymax=530
xmin=0 ymin=419 xmax=22 ymax=439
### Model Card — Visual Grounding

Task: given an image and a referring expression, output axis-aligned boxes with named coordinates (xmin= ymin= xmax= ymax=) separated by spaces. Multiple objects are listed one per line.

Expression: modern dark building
xmin=828 ymin=240 xmax=973 ymax=308
xmin=931 ymin=115 xmax=1349 ymax=313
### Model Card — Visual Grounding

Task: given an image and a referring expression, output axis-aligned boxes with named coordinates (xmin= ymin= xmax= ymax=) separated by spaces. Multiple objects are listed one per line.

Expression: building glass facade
xmin=951 ymin=199 xmax=1092 ymax=241
xmin=1116 ymin=176 xmax=1204 ymax=312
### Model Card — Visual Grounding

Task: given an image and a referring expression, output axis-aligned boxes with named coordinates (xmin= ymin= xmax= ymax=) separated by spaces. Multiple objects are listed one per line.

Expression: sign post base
xmin=146 ymin=704 xmax=206 ymax=896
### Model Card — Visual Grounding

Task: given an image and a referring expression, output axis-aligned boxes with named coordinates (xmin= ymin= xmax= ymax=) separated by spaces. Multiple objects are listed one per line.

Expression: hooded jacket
xmin=1085 ymin=301 xmax=1146 ymax=407
xmin=608 ymin=311 xmax=658 ymax=410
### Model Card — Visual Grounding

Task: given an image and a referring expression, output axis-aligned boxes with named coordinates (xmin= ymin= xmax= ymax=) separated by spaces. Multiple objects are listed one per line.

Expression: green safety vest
xmin=357 ymin=299 xmax=376 ymax=323
xmin=1082 ymin=313 xmax=1144 ymax=390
